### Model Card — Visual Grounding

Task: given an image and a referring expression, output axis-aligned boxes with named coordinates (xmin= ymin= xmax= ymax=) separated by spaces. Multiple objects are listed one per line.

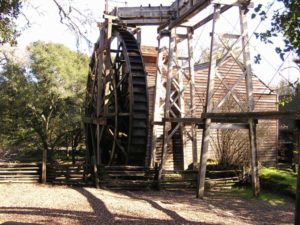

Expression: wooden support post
xmin=240 ymin=6 xmax=260 ymax=197
xmin=150 ymin=33 xmax=165 ymax=168
xmin=105 ymin=0 xmax=109 ymax=13
xmin=187 ymin=27 xmax=198 ymax=169
xmin=90 ymin=125 xmax=99 ymax=188
xmin=41 ymin=147 xmax=47 ymax=184
xmin=296 ymin=160 xmax=300 ymax=225
xmin=96 ymin=29 xmax=105 ymax=165
xmin=158 ymin=28 xmax=176 ymax=184
xmin=136 ymin=28 xmax=141 ymax=48
xmin=197 ymin=4 xmax=220 ymax=198
xmin=295 ymin=120 xmax=300 ymax=225
xmin=177 ymin=30 xmax=186 ymax=171
xmin=248 ymin=119 xmax=260 ymax=196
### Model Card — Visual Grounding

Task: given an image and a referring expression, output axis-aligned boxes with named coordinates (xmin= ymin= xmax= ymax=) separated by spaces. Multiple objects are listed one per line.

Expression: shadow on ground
xmin=0 ymin=188 xmax=294 ymax=225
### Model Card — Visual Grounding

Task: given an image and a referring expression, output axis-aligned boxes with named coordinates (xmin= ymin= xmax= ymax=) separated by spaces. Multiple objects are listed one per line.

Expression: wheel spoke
xmin=85 ymin=27 xmax=148 ymax=166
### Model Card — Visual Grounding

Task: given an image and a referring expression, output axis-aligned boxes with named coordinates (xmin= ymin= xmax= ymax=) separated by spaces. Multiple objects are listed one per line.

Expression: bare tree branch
xmin=51 ymin=0 xmax=95 ymax=48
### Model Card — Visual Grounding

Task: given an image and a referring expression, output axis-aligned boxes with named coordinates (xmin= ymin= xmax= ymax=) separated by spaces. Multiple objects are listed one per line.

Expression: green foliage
xmin=275 ymin=79 xmax=300 ymax=106
xmin=0 ymin=42 xmax=89 ymax=161
xmin=231 ymin=187 xmax=286 ymax=205
xmin=253 ymin=0 xmax=300 ymax=59
xmin=232 ymin=167 xmax=297 ymax=203
xmin=259 ymin=167 xmax=297 ymax=192
xmin=0 ymin=0 xmax=22 ymax=45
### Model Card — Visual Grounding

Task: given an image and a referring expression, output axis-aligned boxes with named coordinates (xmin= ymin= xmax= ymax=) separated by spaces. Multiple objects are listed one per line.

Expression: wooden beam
xmin=119 ymin=19 xmax=170 ymax=26
xmin=240 ymin=6 xmax=260 ymax=197
xmin=158 ymin=28 xmax=177 ymax=185
xmin=165 ymin=0 xmax=211 ymax=30
xmin=96 ymin=29 xmax=105 ymax=166
xmin=89 ymin=125 xmax=99 ymax=188
xmin=105 ymin=0 xmax=109 ymax=13
xmin=163 ymin=117 xmax=203 ymax=124
xmin=83 ymin=117 xmax=107 ymax=125
xmin=187 ymin=27 xmax=198 ymax=169
xmin=295 ymin=121 xmax=300 ymax=225
xmin=150 ymin=34 xmax=165 ymax=168
xmin=205 ymin=111 xmax=300 ymax=120
xmin=297 ymin=160 xmax=300 ymax=225
xmin=197 ymin=4 xmax=220 ymax=199
xmin=136 ymin=28 xmax=141 ymax=47
xmin=211 ymin=0 xmax=254 ymax=7
xmin=210 ymin=123 xmax=249 ymax=129
xmin=162 ymin=117 xmax=254 ymax=124
xmin=193 ymin=5 xmax=231 ymax=30
xmin=248 ymin=118 xmax=260 ymax=197
xmin=111 ymin=6 xmax=171 ymax=25
xmin=211 ymin=0 xmax=241 ymax=5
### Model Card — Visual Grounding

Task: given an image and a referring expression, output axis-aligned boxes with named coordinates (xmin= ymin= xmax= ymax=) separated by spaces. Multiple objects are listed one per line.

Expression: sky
xmin=16 ymin=0 xmax=300 ymax=88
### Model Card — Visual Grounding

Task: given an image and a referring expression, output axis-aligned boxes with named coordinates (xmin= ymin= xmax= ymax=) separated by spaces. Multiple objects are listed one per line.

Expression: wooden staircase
xmin=99 ymin=166 xmax=155 ymax=190
xmin=95 ymin=165 xmax=242 ymax=191
xmin=0 ymin=163 xmax=41 ymax=183
xmin=206 ymin=169 xmax=242 ymax=190
xmin=0 ymin=162 xmax=242 ymax=190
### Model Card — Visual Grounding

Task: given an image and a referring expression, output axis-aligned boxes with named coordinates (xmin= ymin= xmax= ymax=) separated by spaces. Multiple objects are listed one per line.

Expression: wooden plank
xmin=211 ymin=0 xmax=253 ymax=6
xmin=295 ymin=126 xmax=300 ymax=225
xmin=240 ymin=6 xmax=260 ymax=197
xmin=111 ymin=6 xmax=171 ymax=20
xmin=96 ymin=28 xmax=105 ymax=166
xmin=248 ymin=119 xmax=260 ymax=196
xmin=197 ymin=4 xmax=220 ymax=199
xmin=187 ymin=27 xmax=198 ymax=169
xmin=215 ymin=71 xmax=245 ymax=111
xmin=205 ymin=111 xmax=300 ymax=120
xmin=210 ymin=123 xmax=249 ymax=129
xmin=163 ymin=117 xmax=204 ymax=124
xmin=89 ymin=125 xmax=99 ymax=188
xmin=159 ymin=28 xmax=177 ymax=183
xmin=177 ymin=29 xmax=186 ymax=172
xmin=151 ymin=34 xmax=166 ymax=168
xmin=165 ymin=0 xmax=211 ymax=30
xmin=193 ymin=5 xmax=231 ymax=30
xmin=83 ymin=117 xmax=107 ymax=125
xmin=0 ymin=163 xmax=40 ymax=166
xmin=0 ymin=171 xmax=39 ymax=174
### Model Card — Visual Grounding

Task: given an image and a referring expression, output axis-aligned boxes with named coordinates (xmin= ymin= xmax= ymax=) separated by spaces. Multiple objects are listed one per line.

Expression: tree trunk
xmin=41 ymin=142 xmax=48 ymax=184
xmin=295 ymin=126 xmax=300 ymax=225
xmin=296 ymin=159 xmax=300 ymax=225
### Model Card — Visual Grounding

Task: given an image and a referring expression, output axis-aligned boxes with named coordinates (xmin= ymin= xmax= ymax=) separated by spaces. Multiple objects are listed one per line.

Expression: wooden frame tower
xmin=84 ymin=0 xmax=300 ymax=202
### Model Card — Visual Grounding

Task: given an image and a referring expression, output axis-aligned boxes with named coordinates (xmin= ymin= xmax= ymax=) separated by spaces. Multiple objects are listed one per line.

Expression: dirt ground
xmin=0 ymin=184 xmax=295 ymax=225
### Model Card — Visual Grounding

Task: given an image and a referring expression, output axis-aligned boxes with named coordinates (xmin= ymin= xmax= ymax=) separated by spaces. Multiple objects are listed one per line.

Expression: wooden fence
xmin=0 ymin=163 xmax=41 ymax=183
xmin=0 ymin=162 xmax=243 ymax=191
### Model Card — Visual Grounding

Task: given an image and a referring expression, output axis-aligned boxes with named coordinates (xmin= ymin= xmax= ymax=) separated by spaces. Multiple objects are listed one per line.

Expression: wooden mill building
xmin=141 ymin=46 xmax=278 ymax=170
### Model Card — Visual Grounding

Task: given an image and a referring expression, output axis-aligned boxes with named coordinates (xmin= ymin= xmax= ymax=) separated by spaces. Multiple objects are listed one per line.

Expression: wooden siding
xmin=141 ymin=47 xmax=278 ymax=170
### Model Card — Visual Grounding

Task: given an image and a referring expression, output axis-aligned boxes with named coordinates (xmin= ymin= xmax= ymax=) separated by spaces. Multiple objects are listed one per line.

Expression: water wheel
xmin=85 ymin=26 xmax=148 ymax=166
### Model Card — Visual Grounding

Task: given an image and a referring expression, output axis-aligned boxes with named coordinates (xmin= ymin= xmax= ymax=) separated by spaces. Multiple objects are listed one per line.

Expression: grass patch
xmin=232 ymin=167 xmax=297 ymax=202
xmin=259 ymin=167 xmax=297 ymax=198
xmin=231 ymin=187 xmax=286 ymax=205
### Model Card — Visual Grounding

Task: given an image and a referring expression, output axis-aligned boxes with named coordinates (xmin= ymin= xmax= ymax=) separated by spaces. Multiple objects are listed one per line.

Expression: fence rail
xmin=0 ymin=163 xmax=41 ymax=183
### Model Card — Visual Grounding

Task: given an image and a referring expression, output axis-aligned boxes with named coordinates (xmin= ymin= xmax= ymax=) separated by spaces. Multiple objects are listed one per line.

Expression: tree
xmin=0 ymin=42 xmax=89 ymax=163
xmin=253 ymin=0 xmax=300 ymax=60
xmin=0 ymin=0 xmax=22 ymax=45
xmin=0 ymin=0 xmax=95 ymax=47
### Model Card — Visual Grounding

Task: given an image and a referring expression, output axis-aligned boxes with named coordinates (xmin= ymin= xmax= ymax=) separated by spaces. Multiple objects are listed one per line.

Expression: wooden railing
xmin=0 ymin=163 xmax=41 ymax=183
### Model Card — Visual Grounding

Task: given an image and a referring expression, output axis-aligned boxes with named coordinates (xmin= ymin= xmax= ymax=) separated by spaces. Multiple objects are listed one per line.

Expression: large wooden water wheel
xmin=85 ymin=26 xmax=148 ymax=167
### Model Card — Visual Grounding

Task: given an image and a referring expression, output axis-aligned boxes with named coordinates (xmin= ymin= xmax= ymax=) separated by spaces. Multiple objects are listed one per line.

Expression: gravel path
xmin=0 ymin=184 xmax=295 ymax=225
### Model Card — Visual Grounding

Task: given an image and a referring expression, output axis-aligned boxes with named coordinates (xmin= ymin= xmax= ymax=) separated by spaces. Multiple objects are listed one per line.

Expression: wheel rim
xmin=85 ymin=26 xmax=148 ymax=166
